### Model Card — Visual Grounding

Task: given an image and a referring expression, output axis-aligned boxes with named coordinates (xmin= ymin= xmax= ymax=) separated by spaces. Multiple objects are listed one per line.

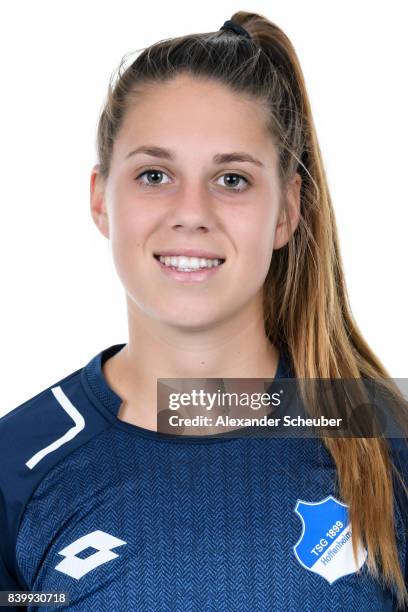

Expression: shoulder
xmin=387 ymin=437 xmax=408 ymax=470
xmin=0 ymin=366 xmax=86 ymax=472
xmin=387 ymin=438 xmax=408 ymax=494
xmin=388 ymin=435 xmax=408 ymax=472
xmin=0 ymin=360 xmax=113 ymax=591
xmin=387 ymin=437 xmax=408 ymax=513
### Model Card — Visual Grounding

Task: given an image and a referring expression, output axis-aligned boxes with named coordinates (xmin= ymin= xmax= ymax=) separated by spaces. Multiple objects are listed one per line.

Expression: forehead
xmin=113 ymin=74 xmax=278 ymax=167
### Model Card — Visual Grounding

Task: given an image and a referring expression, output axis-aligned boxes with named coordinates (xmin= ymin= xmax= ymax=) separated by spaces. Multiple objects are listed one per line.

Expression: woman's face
xmin=91 ymin=74 xmax=300 ymax=330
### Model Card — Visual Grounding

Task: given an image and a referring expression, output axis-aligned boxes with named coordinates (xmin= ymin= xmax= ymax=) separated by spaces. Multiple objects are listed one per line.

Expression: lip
xmin=153 ymin=248 xmax=226 ymax=260
xmin=154 ymin=256 xmax=225 ymax=283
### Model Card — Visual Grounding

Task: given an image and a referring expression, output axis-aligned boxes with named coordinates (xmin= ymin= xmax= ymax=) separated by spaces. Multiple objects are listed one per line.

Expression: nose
xmin=170 ymin=180 xmax=217 ymax=233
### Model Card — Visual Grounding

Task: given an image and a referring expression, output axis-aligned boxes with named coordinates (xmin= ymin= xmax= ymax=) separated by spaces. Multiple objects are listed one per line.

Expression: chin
xmin=158 ymin=309 xmax=224 ymax=331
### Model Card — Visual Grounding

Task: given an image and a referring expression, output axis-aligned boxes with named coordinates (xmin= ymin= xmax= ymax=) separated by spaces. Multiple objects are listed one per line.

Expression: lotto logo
xmin=54 ymin=530 xmax=127 ymax=579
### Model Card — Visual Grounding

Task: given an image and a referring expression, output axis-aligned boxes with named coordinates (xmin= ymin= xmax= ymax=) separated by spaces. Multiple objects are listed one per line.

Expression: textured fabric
xmin=0 ymin=343 xmax=406 ymax=611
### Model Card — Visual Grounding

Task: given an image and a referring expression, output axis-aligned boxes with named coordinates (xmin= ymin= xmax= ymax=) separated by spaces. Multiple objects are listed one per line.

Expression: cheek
xmin=108 ymin=206 xmax=150 ymax=286
xmin=109 ymin=191 xmax=154 ymax=253
xmin=111 ymin=215 xmax=140 ymax=261
xmin=241 ymin=245 xmax=273 ymax=287
xmin=237 ymin=211 xmax=276 ymax=271
xmin=257 ymin=204 xmax=278 ymax=263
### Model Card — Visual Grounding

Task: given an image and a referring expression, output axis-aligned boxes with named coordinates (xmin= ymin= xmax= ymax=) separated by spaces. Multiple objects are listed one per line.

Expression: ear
xmin=273 ymin=172 xmax=302 ymax=250
xmin=90 ymin=164 xmax=110 ymax=239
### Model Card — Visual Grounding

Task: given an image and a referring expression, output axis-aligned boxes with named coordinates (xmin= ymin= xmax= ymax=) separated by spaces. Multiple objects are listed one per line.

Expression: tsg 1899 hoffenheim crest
xmin=293 ymin=495 xmax=367 ymax=584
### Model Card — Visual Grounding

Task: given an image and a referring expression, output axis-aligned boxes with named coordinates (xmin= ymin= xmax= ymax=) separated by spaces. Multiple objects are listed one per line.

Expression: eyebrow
xmin=124 ymin=145 xmax=265 ymax=168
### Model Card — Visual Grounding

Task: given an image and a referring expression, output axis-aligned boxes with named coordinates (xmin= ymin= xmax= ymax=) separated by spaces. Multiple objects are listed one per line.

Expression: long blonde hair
xmin=95 ymin=11 xmax=408 ymax=608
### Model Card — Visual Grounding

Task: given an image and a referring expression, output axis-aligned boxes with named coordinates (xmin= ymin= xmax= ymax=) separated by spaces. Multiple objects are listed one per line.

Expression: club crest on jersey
xmin=293 ymin=495 xmax=367 ymax=584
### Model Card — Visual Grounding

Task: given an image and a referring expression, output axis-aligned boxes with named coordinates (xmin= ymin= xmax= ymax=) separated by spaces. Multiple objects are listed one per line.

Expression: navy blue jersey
xmin=0 ymin=343 xmax=407 ymax=611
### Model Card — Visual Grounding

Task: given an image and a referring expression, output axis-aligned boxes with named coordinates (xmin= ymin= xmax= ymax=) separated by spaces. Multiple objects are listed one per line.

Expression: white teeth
xmin=158 ymin=255 xmax=223 ymax=270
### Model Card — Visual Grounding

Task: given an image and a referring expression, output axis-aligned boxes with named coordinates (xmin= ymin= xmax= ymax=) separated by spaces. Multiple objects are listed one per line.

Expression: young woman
xmin=1 ymin=11 xmax=407 ymax=611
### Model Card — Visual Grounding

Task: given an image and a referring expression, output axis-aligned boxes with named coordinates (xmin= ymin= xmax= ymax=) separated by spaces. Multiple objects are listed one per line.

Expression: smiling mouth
xmin=153 ymin=254 xmax=226 ymax=270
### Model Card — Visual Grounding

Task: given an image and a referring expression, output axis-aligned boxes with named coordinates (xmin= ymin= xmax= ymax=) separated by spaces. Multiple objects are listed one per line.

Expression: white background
xmin=1 ymin=1 xmax=407 ymax=417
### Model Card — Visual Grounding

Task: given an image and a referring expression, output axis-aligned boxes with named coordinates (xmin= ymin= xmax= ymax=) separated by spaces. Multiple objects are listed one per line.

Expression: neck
xmin=102 ymin=295 xmax=280 ymax=430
